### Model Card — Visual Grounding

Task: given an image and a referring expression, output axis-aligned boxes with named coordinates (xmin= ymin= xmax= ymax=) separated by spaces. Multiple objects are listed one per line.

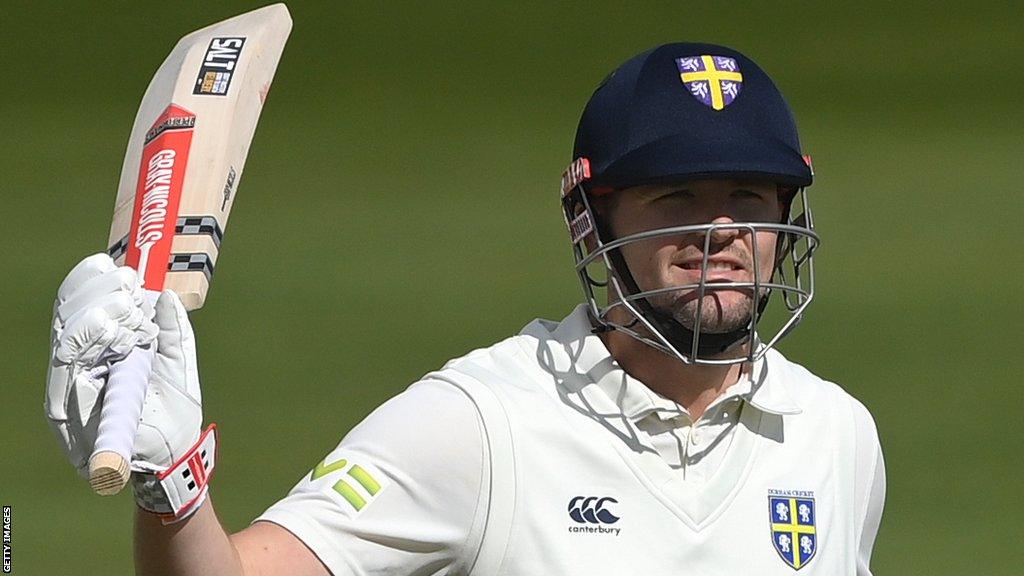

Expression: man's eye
xmin=655 ymin=190 xmax=694 ymax=201
xmin=733 ymin=189 xmax=768 ymax=201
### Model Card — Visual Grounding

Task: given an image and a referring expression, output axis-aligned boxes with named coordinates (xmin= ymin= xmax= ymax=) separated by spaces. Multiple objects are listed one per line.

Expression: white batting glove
xmin=46 ymin=253 xmax=159 ymax=476
xmin=130 ymin=288 xmax=216 ymax=523
xmin=46 ymin=254 xmax=214 ymax=523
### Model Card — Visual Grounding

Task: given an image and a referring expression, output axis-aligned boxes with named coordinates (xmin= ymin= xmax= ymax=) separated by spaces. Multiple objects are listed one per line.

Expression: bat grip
xmin=88 ymin=344 xmax=155 ymax=495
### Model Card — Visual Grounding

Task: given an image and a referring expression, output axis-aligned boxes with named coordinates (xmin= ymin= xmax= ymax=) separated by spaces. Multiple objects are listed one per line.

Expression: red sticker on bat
xmin=125 ymin=104 xmax=195 ymax=290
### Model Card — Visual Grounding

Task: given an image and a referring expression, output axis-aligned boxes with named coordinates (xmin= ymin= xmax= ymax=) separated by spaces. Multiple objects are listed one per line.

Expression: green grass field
xmin=2 ymin=2 xmax=1022 ymax=573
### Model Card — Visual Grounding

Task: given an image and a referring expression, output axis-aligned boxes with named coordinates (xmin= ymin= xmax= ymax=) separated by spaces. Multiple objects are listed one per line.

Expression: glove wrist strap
xmin=132 ymin=423 xmax=217 ymax=524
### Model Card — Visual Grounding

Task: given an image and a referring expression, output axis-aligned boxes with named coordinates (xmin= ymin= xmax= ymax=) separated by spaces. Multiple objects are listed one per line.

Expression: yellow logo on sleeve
xmin=310 ymin=457 xmax=384 ymax=512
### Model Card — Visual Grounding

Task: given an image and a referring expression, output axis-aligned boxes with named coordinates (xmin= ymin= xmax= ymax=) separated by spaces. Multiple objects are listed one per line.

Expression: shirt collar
xmin=523 ymin=305 xmax=802 ymax=420
xmin=744 ymin=352 xmax=802 ymax=415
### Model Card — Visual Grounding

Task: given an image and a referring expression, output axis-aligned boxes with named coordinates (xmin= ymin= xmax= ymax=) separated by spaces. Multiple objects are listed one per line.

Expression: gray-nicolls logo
xmin=221 ymin=166 xmax=236 ymax=210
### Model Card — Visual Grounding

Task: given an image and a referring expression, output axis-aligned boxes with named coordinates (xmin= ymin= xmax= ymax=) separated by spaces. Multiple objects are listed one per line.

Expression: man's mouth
xmin=678 ymin=260 xmax=744 ymax=271
xmin=675 ymin=254 xmax=748 ymax=272
xmin=669 ymin=255 xmax=756 ymax=286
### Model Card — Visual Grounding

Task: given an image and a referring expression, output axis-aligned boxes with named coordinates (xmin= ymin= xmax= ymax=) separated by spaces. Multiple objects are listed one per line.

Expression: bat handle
xmin=88 ymin=344 xmax=156 ymax=495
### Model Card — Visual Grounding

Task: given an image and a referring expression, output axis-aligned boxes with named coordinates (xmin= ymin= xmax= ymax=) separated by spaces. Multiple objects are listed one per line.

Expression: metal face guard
xmin=562 ymin=185 xmax=820 ymax=365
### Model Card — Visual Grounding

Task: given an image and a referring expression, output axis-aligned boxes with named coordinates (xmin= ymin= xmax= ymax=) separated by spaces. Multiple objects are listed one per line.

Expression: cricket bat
xmin=88 ymin=4 xmax=292 ymax=495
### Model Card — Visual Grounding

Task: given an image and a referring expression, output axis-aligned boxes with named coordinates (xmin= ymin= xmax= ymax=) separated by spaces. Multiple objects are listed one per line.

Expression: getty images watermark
xmin=2 ymin=505 xmax=10 ymax=573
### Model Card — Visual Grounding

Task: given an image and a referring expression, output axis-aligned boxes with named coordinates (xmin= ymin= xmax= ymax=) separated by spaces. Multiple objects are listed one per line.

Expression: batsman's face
xmin=604 ymin=179 xmax=784 ymax=335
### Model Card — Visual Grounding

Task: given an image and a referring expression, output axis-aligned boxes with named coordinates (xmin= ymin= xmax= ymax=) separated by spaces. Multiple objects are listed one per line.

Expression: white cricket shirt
xmin=257 ymin=305 xmax=885 ymax=575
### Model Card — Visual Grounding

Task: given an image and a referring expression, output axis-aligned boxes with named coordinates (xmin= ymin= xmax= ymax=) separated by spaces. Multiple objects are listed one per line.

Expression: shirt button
xmin=690 ymin=428 xmax=701 ymax=445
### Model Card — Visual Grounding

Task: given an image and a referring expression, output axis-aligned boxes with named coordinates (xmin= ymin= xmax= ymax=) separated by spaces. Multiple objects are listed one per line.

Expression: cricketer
xmin=46 ymin=42 xmax=884 ymax=575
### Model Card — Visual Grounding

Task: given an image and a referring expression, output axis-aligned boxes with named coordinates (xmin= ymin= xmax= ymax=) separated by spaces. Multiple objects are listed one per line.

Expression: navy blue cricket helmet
xmin=560 ymin=42 xmax=820 ymax=365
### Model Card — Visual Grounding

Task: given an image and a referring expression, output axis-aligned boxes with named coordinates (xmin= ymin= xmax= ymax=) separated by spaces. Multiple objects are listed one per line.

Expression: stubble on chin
xmin=648 ymin=289 xmax=756 ymax=334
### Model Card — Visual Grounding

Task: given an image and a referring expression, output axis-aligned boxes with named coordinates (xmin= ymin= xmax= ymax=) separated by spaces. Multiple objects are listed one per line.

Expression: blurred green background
xmin=2 ymin=1 xmax=1022 ymax=574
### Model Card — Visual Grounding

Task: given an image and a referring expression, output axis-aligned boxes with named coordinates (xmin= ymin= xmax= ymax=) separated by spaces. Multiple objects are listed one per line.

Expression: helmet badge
xmin=676 ymin=55 xmax=743 ymax=110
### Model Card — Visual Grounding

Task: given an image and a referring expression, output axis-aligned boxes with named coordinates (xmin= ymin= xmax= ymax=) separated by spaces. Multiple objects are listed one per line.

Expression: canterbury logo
xmin=568 ymin=496 xmax=620 ymax=524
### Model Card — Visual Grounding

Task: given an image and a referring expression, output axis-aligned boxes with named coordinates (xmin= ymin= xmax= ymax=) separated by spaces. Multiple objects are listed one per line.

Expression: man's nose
xmin=707 ymin=216 xmax=741 ymax=244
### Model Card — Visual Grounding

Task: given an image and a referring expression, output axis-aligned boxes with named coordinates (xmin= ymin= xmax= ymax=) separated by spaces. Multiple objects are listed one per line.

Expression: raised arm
xmin=45 ymin=255 xmax=329 ymax=576
xmin=47 ymin=254 xmax=487 ymax=576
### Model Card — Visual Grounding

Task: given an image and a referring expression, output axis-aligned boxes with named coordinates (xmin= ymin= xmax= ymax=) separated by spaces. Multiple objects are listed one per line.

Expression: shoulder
xmin=430 ymin=327 xmax=550 ymax=393
xmin=342 ymin=377 xmax=487 ymax=466
xmin=766 ymin=349 xmax=880 ymax=446
xmin=351 ymin=318 xmax=559 ymax=456
xmin=254 ymin=379 xmax=492 ymax=574
xmin=766 ymin=350 xmax=884 ymax=513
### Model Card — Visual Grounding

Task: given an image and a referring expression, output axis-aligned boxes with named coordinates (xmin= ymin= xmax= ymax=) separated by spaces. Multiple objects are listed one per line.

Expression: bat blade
xmin=108 ymin=2 xmax=292 ymax=310
xmin=89 ymin=4 xmax=292 ymax=496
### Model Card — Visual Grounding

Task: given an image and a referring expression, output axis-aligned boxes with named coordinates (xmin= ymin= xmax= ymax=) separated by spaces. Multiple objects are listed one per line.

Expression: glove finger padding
xmin=56 ymin=253 xmax=119 ymax=303
xmin=47 ymin=293 xmax=156 ymax=433
xmin=47 ymin=306 xmax=127 ymax=430
xmin=58 ymin=265 xmax=141 ymax=323
xmin=56 ymin=305 xmax=140 ymax=365
xmin=55 ymin=253 xmax=156 ymax=344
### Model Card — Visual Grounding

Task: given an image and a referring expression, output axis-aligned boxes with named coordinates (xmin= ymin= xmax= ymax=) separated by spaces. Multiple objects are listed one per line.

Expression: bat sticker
xmin=193 ymin=37 xmax=246 ymax=96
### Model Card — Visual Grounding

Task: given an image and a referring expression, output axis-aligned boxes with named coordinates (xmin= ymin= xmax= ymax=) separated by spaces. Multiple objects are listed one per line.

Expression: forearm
xmin=134 ymin=497 xmax=243 ymax=576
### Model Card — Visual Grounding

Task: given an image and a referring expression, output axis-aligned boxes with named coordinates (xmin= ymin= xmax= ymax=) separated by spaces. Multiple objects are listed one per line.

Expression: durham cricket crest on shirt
xmin=768 ymin=490 xmax=817 ymax=570
xmin=676 ymin=55 xmax=743 ymax=110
